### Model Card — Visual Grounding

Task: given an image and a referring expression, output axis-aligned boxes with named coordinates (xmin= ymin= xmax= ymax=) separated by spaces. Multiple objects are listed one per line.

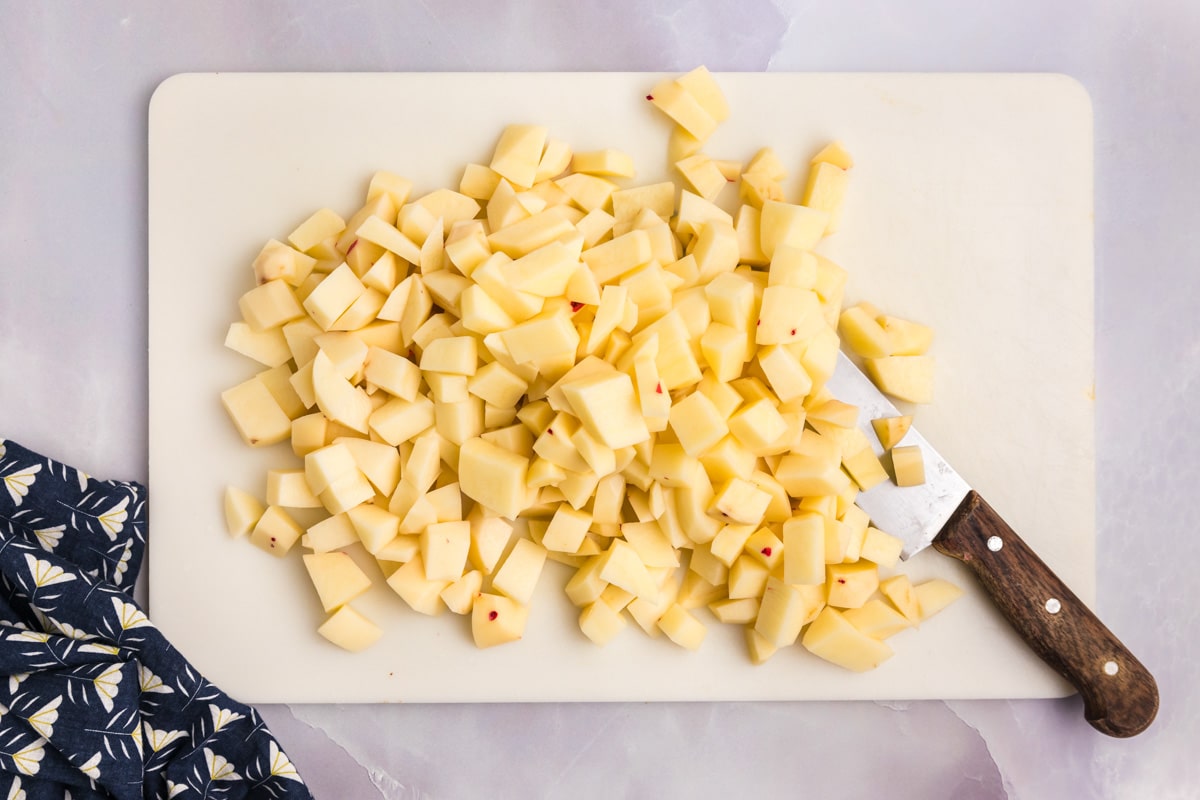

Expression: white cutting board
xmin=148 ymin=73 xmax=1093 ymax=704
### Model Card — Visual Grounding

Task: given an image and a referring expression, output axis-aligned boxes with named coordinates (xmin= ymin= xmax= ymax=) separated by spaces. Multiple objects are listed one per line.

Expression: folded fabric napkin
xmin=0 ymin=439 xmax=313 ymax=799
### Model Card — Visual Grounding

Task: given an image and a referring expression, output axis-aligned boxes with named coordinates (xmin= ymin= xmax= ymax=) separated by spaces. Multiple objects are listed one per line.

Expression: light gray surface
xmin=0 ymin=1 xmax=1196 ymax=797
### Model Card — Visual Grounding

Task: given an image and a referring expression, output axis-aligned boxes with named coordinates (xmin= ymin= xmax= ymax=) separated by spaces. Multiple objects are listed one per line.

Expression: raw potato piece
xmin=318 ymin=605 xmax=383 ymax=652
xmin=871 ymin=415 xmax=912 ymax=450
xmin=224 ymin=486 xmax=264 ymax=538
xmin=657 ymin=603 xmax=706 ymax=650
xmin=472 ymin=593 xmax=530 ymax=648
xmin=864 ymin=356 xmax=935 ymax=404
xmin=891 ymin=445 xmax=925 ymax=487
xmin=915 ymin=579 xmax=964 ymax=620
xmin=303 ymin=552 xmax=373 ymax=612
xmin=802 ymin=607 xmax=894 ymax=672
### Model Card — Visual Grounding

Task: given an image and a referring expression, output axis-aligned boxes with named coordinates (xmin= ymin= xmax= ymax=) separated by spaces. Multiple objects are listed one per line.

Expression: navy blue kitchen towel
xmin=0 ymin=439 xmax=312 ymax=799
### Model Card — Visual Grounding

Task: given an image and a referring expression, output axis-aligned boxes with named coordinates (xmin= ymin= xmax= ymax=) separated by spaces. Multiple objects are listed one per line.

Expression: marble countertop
xmin=2 ymin=1 xmax=1197 ymax=797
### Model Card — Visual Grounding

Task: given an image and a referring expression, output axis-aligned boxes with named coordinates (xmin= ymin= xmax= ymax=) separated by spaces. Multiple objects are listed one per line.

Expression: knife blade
xmin=828 ymin=352 xmax=1158 ymax=737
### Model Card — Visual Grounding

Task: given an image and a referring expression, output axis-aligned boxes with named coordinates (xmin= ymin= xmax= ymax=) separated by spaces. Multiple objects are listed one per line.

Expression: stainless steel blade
xmin=826 ymin=352 xmax=970 ymax=558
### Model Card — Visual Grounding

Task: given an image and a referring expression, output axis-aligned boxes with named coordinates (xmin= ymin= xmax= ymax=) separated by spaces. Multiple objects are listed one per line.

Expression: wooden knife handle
xmin=933 ymin=490 xmax=1158 ymax=737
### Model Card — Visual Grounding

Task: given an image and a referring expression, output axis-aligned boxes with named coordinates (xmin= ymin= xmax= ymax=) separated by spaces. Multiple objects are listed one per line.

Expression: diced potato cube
xmin=891 ymin=445 xmax=926 ymax=487
xmin=860 ymin=527 xmax=904 ymax=568
xmin=249 ymin=506 xmax=303 ymax=557
xmin=782 ymin=513 xmax=826 ymax=585
xmin=221 ymin=376 xmax=292 ymax=447
xmin=843 ymin=598 xmax=912 ymax=640
xmin=579 ymin=600 xmax=627 ymax=645
xmin=491 ymin=538 xmax=548 ymax=605
xmin=223 ymin=486 xmax=264 ymax=538
xmin=839 ymin=305 xmax=893 ymax=358
xmin=871 ymin=415 xmax=913 ymax=450
xmin=755 ymin=577 xmax=823 ymax=648
xmin=318 ymin=605 xmax=382 ymax=653
xmin=864 ymin=356 xmax=935 ymax=404
xmin=561 ymin=371 xmax=650 ymax=449
xmin=458 ymin=436 xmax=530 ymax=519
xmin=802 ymin=607 xmax=893 ymax=672
xmin=826 ymin=561 xmax=879 ymax=609
xmin=420 ymin=520 xmax=471 ymax=581
xmin=915 ymin=579 xmax=964 ymax=620
xmin=880 ymin=574 xmax=921 ymax=624
xmin=302 ymin=552 xmax=373 ymax=612
xmin=657 ymin=603 xmax=707 ymax=650
xmin=471 ymin=592 xmax=530 ymax=648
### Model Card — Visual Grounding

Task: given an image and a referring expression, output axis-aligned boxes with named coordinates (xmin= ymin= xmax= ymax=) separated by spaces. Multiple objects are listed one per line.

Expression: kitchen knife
xmin=828 ymin=352 xmax=1158 ymax=737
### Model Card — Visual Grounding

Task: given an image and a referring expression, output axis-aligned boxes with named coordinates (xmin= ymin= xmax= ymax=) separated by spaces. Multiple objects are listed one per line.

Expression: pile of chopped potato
xmin=221 ymin=67 xmax=960 ymax=671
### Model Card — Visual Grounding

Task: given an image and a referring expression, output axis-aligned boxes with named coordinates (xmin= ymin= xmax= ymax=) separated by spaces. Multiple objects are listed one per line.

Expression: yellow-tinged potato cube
xmin=864 ymin=356 xmax=935 ymax=404
xmin=614 ymin=178 xmax=681 ymax=221
xmin=536 ymin=139 xmax=573 ymax=182
xmin=458 ymin=436 xmax=530 ymax=519
xmin=668 ymin=391 xmax=727 ymax=457
xmin=337 ymin=193 xmax=397 ymax=252
xmin=557 ymin=173 xmax=620 ymax=214
xmin=599 ymin=539 xmax=658 ymax=601
xmin=239 ymin=279 xmax=306 ymax=331
xmin=305 ymin=514 xmax=359 ymax=553
xmin=675 ymin=65 xmax=730 ymax=122
xmin=802 ymin=607 xmax=893 ymax=672
xmin=619 ymin=521 xmax=680 ymax=568
xmin=839 ymin=305 xmax=894 ymax=358
xmin=223 ymin=486 xmax=264 ymax=538
xmin=386 ymin=554 xmax=450 ymax=615
xmin=691 ymin=221 xmax=740 ymax=284
xmin=801 ymin=161 xmax=850 ymax=234
xmin=459 ymin=163 xmax=503 ymax=200
xmin=435 ymin=397 xmax=485 ymax=445
xmin=657 ymin=603 xmax=707 ymax=650
xmin=826 ymin=562 xmax=879 ymax=609
xmin=490 ymin=124 xmax=548 ymax=189
xmin=304 ymin=264 xmax=366 ymax=330
xmin=369 ymin=395 xmax=435 ymax=446
xmin=467 ymin=507 xmax=515 ymax=575
xmin=488 ymin=208 xmax=577 ymax=259
xmin=266 ymin=469 xmax=322 ymax=509
xmin=782 ymin=513 xmax=827 ymax=585
xmin=648 ymin=442 xmax=704 ymax=488
xmin=647 ymin=78 xmax=718 ymax=141
xmin=726 ymin=399 xmax=787 ymax=454
xmin=288 ymin=209 xmax=346 ymax=253
xmin=746 ymin=627 xmax=779 ymax=665
xmin=302 ymin=552 xmax=372 ymax=612
xmin=843 ymin=447 xmax=890 ymax=492
xmin=710 ymin=597 xmax=760 ymax=625
xmin=727 ymin=554 xmax=769 ymax=600
xmin=318 ymin=605 xmax=382 ymax=653
xmin=667 ymin=124 xmax=704 ymax=164
xmin=345 ymin=503 xmax=400 ymax=554
xmin=860 ymin=527 xmax=904 ymax=568
xmin=759 ymin=200 xmax=829 ymax=258
xmin=572 ymin=149 xmax=636 ymax=178
xmin=500 ymin=309 xmax=579 ymax=367
xmin=709 ymin=478 xmax=771 ymax=526
xmin=250 ymin=505 xmax=303 ymax=557
xmin=756 ymin=286 xmax=823 ymax=345
xmin=701 ymin=435 xmax=757 ymax=485
xmin=878 ymin=315 xmax=934 ymax=356
xmin=420 ymin=520 xmax=471 ymax=582
xmin=699 ymin=323 xmax=746 ymax=383
xmin=627 ymin=576 xmax=679 ymax=637
xmin=891 ymin=445 xmax=925 ymax=487
xmin=709 ymin=523 xmax=756 ymax=567
xmin=811 ymin=140 xmax=855 ymax=170
xmin=221 ymin=376 xmax=292 ymax=447
xmin=471 ymin=592 xmax=530 ymax=648
xmin=767 ymin=244 xmax=818 ymax=289
xmin=468 ymin=361 xmax=528 ymax=408
xmin=561 ymin=371 xmax=650 ymax=450
xmin=915 ymin=579 xmax=964 ymax=620
xmin=739 ymin=171 xmax=784 ymax=210
xmin=225 ymin=321 xmax=290 ymax=368
xmin=843 ymin=598 xmax=912 ymax=640
xmin=871 ymin=415 xmax=913 ymax=450
xmin=579 ymin=600 xmax=627 ymax=645
xmin=582 ymin=229 xmax=652 ymax=285
xmin=543 ymin=505 xmax=592 ymax=553
xmin=755 ymin=577 xmax=823 ymax=648
xmin=774 ymin=452 xmax=851 ymax=497
xmin=687 ymin=542 xmax=728 ymax=586
xmin=364 ymin=347 xmax=421 ymax=401
xmin=491 ymin=538 xmax=548 ymax=605
xmin=675 ymin=153 xmax=726 ymax=201
xmin=743 ymin=527 xmax=784 ymax=571
xmin=757 ymin=346 xmax=813 ymax=403
xmin=440 ymin=569 xmax=484 ymax=615
xmin=880 ymin=574 xmax=921 ymax=624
